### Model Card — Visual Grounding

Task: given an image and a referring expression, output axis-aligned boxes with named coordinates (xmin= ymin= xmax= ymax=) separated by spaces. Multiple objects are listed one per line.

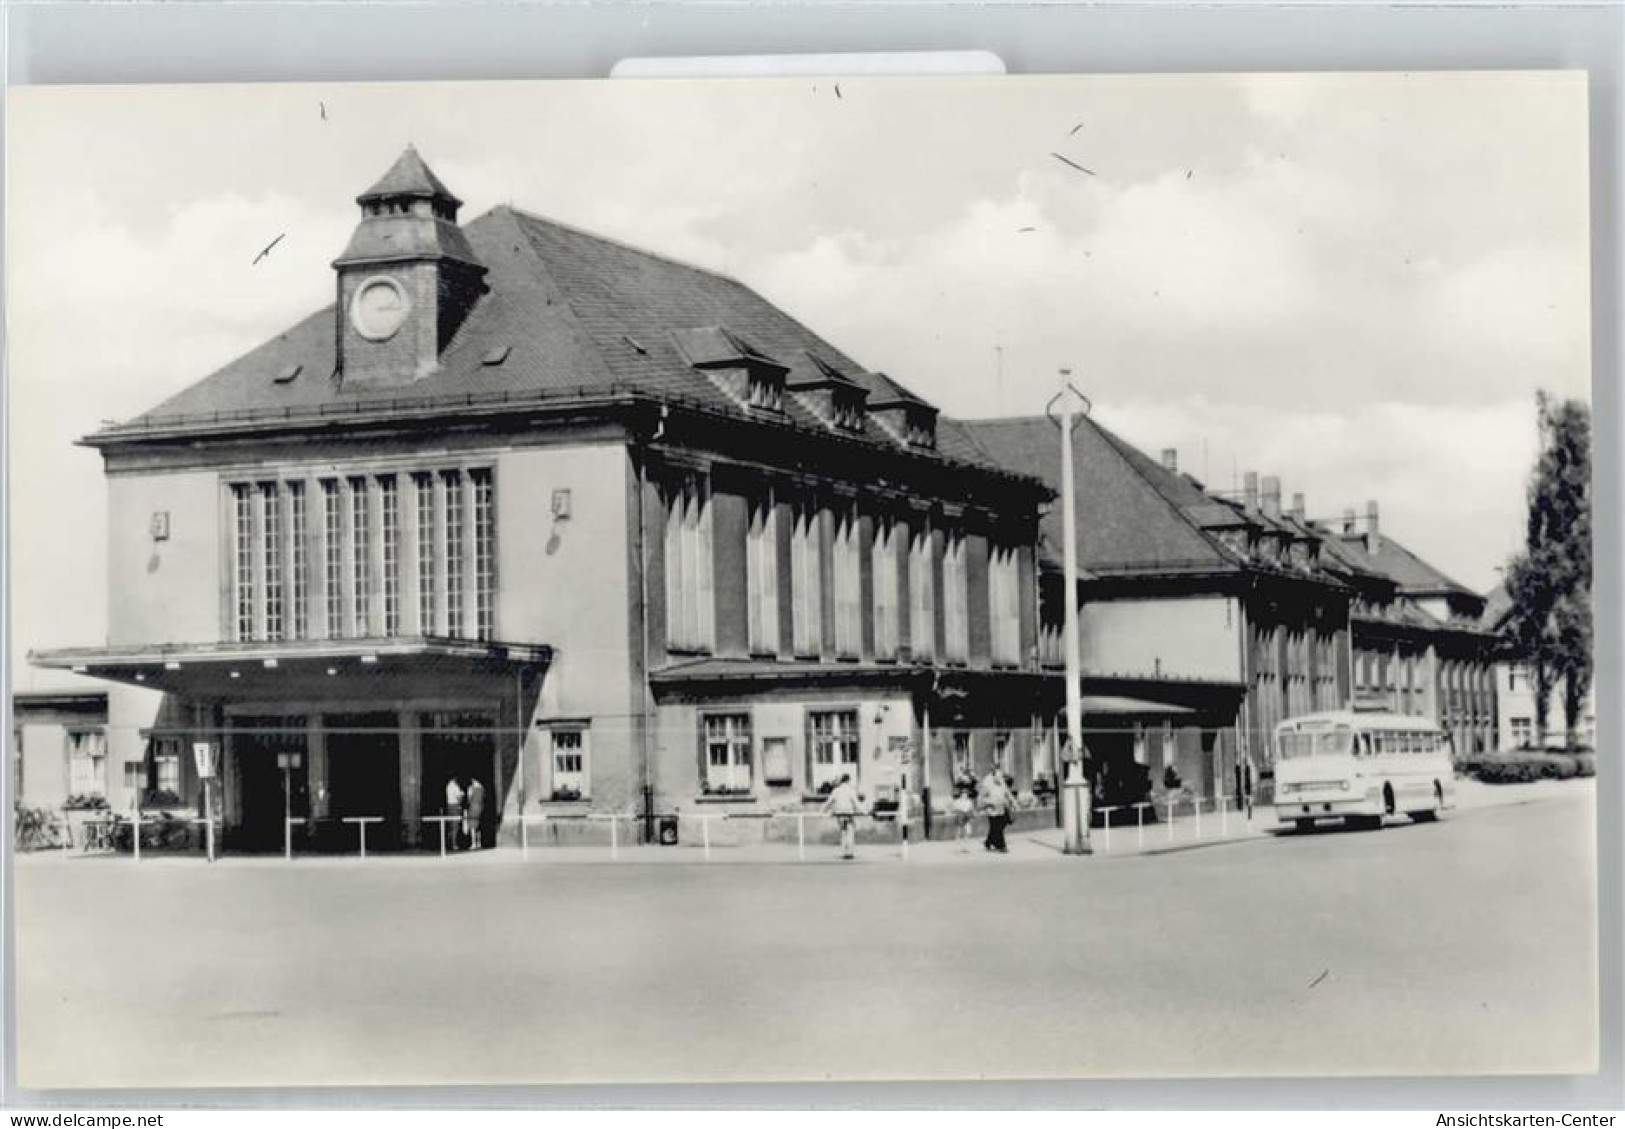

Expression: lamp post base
xmin=1059 ymin=769 xmax=1093 ymax=856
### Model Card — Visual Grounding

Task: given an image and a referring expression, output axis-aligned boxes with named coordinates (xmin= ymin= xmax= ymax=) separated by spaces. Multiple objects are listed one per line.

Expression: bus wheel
xmin=1293 ymin=819 xmax=1315 ymax=834
xmin=1411 ymin=781 xmax=1444 ymax=823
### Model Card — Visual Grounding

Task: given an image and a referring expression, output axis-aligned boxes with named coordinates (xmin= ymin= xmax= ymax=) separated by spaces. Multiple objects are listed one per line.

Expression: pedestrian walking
xmin=466 ymin=777 xmax=487 ymax=850
xmin=444 ymin=775 xmax=466 ymax=851
xmin=980 ymin=766 xmax=1014 ymax=854
xmin=823 ymin=773 xmax=862 ymax=860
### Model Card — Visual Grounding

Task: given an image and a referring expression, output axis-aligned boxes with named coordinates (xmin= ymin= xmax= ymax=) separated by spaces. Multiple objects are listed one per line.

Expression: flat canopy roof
xmin=29 ymin=638 xmax=552 ymax=697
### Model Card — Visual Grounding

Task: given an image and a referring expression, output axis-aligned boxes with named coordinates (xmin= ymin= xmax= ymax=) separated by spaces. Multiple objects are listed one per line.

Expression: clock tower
xmin=333 ymin=145 xmax=488 ymax=388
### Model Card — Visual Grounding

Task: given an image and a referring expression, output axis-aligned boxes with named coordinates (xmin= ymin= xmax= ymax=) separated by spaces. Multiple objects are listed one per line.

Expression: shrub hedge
xmin=1463 ymin=751 xmax=1594 ymax=784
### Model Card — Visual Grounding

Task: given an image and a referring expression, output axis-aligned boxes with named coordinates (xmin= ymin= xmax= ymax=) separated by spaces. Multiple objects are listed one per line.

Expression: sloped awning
xmin=30 ymin=637 xmax=552 ymax=698
xmin=1078 ymin=695 xmax=1195 ymax=716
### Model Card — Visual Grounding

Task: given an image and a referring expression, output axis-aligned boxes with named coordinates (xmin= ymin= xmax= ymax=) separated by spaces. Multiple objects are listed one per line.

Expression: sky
xmin=6 ymin=73 xmax=1593 ymax=690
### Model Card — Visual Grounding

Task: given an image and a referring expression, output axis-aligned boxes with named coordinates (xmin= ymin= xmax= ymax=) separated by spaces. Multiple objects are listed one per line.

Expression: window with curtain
xmin=943 ymin=530 xmax=969 ymax=663
xmin=790 ymin=500 xmax=823 ymax=657
xmin=871 ymin=515 xmax=900 ymax=660
xmin=908 ymin=522 xmax=935 ymax=661
xmin=745 ymin=491 xmax=779 ymax=655
xmin=664 ymin=471 xmax=714 ymax=652
xmin=832 ymin=505 xmax=861 ymax=659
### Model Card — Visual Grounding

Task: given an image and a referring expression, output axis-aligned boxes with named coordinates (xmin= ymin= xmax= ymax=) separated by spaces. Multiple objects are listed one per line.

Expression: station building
xmin=33 ymin=148 xmax=1082 ymax=849
xmin=28 ymin=148 xmax=1504 ymax=846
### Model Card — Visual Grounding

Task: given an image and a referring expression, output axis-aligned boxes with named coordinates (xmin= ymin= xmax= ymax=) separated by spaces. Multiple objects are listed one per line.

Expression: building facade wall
xmin=1078 ymin=596 xmax=1243 ymax=681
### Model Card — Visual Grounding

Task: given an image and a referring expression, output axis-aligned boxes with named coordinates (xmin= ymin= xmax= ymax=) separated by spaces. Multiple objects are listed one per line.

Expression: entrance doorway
xmin=420 ymin=711 xmax=497 ymax=850
xmin=326 ymin=712 xmax=402 ymax=849
xmin=230 ymin=715 xmax=309 ymax=852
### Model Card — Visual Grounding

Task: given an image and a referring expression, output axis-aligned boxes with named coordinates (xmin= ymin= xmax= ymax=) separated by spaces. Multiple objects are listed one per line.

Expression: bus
xmin=1273 ymin=710 xmax=1456 ymax=831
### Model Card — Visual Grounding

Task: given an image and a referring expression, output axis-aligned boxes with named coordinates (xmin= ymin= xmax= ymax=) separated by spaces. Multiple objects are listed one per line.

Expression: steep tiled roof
xmin=97 ymin=204 xmax=1008 ymax=477
xmin=1333 ymin=533 xmax=1477 ymax=599
xmin=964 ymin=415 xmax=1231 ymax=573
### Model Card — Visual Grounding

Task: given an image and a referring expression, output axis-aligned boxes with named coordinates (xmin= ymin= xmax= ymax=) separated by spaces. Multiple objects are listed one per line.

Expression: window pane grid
xmin=472 ymin=469 xmax=495 ymax=641
xmin=350 ymin=477 xmax=371 ymax=636
xmin=442 ymin=470 xmax=464 ymax=636
xmin=703 ymin=714 xmax=752 ymax=791
xmin=233 ymin=466 xmax=493 ymax=644
xmin=288 ymin=481 xmax=308 ymax=640
xmin=232 ymin=485 xmax=254 ymax=641
xmin=809 ymin=710 xmax=859 ymax=789
xmin=261 ymin=483 xmax=284 ymax=641
xmin=379 ymin=475 xmax=400 ymax=636
xmin=323 ymin=480 xmax=343 ymax=637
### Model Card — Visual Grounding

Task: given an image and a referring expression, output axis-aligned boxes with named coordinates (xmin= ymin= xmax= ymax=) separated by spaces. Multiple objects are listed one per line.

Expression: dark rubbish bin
xmin=658 ymin=816 xmax=679 ymax=846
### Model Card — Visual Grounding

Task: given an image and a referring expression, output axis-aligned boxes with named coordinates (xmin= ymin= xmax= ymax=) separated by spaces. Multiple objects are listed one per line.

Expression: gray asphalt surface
xmin=14 ymin=784 xmax=1596 ymax=1088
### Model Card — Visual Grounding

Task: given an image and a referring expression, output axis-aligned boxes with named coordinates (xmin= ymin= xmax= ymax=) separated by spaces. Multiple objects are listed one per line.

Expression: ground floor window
xmin=123 ymin=761 xmax=148 ymax=797
xmin=550 ymin=730 xmax=588 ymax=801
xmin=1510 ymin=716 xmax=1533 ymax=748
xmin=67 ymin=728 xmax=106 ymax=798
xmin=994 ymin=731 xmax=1013 ymax=775
xmin=809 ymin=709 xmax=859 ymax=791
xmin=702 ymin=714 xmax=753 ymax=794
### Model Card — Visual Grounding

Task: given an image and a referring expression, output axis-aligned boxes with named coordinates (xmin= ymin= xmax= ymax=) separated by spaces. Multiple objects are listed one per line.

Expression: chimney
xmin=1161 ymin=448 xmax=1178 ymax=473
xmin=1290 ymin=492 xmax=1306 ymax=520
xmin=1242 ymin=471 xmax=1259 ymax=513
xmin=1366 ymin=500 xmax=1381 ymax=552
xmin=1261 ymin=475 xmax=1282 ymax=519
xmin=1341 ymin=507 xmax=1357 ymax=536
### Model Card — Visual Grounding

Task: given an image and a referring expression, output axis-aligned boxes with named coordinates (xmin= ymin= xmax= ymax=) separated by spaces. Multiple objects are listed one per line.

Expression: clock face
xmin=350 ymin=276 xmax=410 ymax=341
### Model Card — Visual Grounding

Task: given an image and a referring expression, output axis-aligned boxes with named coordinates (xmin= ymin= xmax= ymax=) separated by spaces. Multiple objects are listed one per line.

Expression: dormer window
xmin=747 ymin=370 xmax=784 ymax=413
xmin=671 ymin=326 xmax=789 ymax=416
xmin=833 ymin=393 xmax=864 ymax=433
xmin=868 ymin=378 xmax=938 ymax=450
xmin=904 ymin=411 xmax=936 ymax=449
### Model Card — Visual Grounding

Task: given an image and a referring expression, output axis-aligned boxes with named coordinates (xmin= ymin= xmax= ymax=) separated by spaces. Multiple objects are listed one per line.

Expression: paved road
xmin=14 ymin=783 xmax=1596 ymax=1089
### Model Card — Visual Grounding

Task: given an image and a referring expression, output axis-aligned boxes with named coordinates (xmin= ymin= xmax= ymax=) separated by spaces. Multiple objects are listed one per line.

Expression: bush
xmin=1467 ymin=751 xmax=1589 ymax=784
xmin=13 ymin=804 xmax=62 ymax=850
xmin=64 ymin=793 xmax=108 ymax=812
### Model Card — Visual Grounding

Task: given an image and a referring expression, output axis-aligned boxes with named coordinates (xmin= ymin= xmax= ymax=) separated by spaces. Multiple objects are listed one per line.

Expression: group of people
xmin=819 ymin=763 xmax=1019 ymax=861
xmin=951 ymin=764 xmax=1016 ymax=853
xmin=443 ymin=775 xmax=487 ymax=851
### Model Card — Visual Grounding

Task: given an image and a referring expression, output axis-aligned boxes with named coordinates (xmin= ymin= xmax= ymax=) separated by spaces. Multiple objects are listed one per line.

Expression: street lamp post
xmin=1048 ymin=369 xmax=1093 ymax=856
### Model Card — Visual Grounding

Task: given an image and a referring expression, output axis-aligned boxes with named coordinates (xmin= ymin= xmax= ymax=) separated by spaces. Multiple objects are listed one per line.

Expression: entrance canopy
xmin=30 ymin=637 xmax=552 ymax=697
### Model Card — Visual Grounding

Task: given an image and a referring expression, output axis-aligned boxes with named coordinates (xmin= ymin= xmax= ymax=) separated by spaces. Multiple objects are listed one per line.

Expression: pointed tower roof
xmin=357 ymin=144 xmax=463 ymax=208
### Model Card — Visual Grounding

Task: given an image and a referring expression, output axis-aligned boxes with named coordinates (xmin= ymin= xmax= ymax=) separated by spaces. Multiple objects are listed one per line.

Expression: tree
xmin=1503 ymin=392 xmax=1592 ymax=748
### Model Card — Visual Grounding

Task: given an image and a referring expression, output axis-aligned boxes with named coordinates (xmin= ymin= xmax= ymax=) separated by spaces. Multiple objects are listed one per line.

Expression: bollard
xmin=1194 ymin=798 xmax=1202 ymax=839
xmin=797 ymin=813 xmax=806 ymax=862
xmin=610 ymin=816 xmax=618 ymax=862
xmin=701 ymin=815 xmax=711 ymax=863
xmin=1099 ymin=806 xmax=1116 ymax=852
xmin=1220 ymin=795 xmax=1229 ymax=837
xmin=1168 ymin=799 xmax=1177 ymax=842
xmin=1136 ymin=803 xmax=1148 ymax=851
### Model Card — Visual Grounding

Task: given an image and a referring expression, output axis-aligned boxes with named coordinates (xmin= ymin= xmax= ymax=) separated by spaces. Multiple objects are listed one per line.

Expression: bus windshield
xmin=1277 ymin=728 xmax=1354 ymax=760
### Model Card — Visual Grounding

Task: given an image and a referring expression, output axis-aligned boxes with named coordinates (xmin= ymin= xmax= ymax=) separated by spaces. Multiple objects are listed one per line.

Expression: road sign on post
xmin=193 ymin=742 xmax=217 ymax=862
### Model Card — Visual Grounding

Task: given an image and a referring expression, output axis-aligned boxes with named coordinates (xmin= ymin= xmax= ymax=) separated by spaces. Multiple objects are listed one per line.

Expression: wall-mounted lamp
xmin=150 ymin=511 xmax=170 ymax=541
xmin=551 ymin=488 xmax=572 ymax=521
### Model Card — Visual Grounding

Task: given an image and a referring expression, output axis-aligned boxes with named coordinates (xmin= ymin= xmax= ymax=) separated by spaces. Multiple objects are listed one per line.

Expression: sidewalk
xmin=19 ymin=776 xmax=1590 ymax=869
